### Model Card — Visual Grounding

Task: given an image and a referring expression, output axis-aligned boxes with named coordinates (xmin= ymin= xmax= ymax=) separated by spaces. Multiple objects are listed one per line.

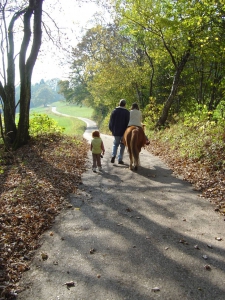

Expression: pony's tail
xmin=131 ymin=128 xmax=139 ymax=167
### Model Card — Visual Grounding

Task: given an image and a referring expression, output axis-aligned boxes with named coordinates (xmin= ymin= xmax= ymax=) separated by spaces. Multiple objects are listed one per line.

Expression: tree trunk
xmin=144 ymin=49 xmax=154 ymax=98
xmin=0 ymin=82 xmax=17 ymax=146
xmin=0 ymin=0 xmax=43 ymax=150
xmin=13 ymin=0 xmax=43 ymax=149
xmin=156 ymin=49 xmax=191 ymax=127
xmin=0 ymin=9 xmax=25 ymax=146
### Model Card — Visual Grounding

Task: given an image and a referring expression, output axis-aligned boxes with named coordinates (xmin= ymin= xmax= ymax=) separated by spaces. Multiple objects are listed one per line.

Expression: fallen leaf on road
xmin=215 ymin=237 xmax=222 ymax=241
xmin=204 ymin=265 xmax=211 ymax=270
xmin=126 ymin=208 xmax=132 ymax=212
xmin=63 ymin=281 xmax=75 ymax=287
xmin=151 ymin=287 xmax=160 ymax=292
xmin=179 ymin=239 xmax=189 ymax=245
xmin=194 ymin=245 xmax=200 ymax=250
xmin=202 ymin=255 xmax=208 ymax=259
xmin=90 ymin=248 xmax=96 ymax=254
xmin=41 ymin=253 xmax=48 ymax=260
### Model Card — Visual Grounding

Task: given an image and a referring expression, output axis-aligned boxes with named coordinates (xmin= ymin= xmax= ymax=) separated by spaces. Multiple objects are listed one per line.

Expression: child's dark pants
xmin=92 ymin=153 xmax=101 ymax=168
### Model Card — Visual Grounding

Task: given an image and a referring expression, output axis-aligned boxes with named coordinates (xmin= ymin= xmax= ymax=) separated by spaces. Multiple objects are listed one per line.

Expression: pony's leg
xmin=126 ymin=134 xmax=133 ymax=170
xmin=133 ymin=155 xmax=138 ymax=170
xmin=131 ymin=129 xmax=139 ymax=171
xmin=129 ymin=153 xmax=133 ymax=170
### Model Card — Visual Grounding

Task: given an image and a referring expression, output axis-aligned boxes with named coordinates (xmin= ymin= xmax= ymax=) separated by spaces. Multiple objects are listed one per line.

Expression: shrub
xmin=29 ymin=113 xmax=64 ymax=136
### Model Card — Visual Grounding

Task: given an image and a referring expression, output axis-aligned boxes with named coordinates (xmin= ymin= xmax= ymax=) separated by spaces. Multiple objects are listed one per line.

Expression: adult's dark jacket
xmin=109 ymin=106 xmax=130 ymax=136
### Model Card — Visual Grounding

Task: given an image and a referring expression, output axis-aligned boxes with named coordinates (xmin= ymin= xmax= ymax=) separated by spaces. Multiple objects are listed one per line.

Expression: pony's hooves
xmin=134 ymin=166 xmax=138 ymax=171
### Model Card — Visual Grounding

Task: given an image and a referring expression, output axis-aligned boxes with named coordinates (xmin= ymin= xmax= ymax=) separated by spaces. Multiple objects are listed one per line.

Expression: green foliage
xmin=183 ymin=104 xmax=225 ymax=127
xmin=98 ymin=113 xmax=111 ymax=135
xmin=151 ymin=107 xmax=225 ymax=161
xmin=29 ymin=113 xmax=64 ymax=136
xmin=143 ymin=97 xmax=164 ymax=129
xmin=215 ymin=100 xmax=225 ymax=122
xmin=183 ymin=105 xmax=213 ymax=127
xmin=41 ymin=1 xmax=225 ymax=130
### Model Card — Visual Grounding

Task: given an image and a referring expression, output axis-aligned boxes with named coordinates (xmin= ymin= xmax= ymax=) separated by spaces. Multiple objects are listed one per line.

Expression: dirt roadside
xmin=17 ymin=118 xmax=225 ymax=300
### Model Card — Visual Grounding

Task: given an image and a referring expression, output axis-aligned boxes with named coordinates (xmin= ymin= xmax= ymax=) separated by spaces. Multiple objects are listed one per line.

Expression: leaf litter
xmin=0 ymin=134 xmax=88 ymax=299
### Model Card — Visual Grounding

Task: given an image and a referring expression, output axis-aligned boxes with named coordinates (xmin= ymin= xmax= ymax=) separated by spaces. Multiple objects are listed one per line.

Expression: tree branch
xmin=26 ymin=0 xmax=44 ymax=78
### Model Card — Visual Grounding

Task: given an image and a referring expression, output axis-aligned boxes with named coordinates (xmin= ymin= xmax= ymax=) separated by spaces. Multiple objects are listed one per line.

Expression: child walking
xmin=90 ymin=130 xmax=105 ymax=172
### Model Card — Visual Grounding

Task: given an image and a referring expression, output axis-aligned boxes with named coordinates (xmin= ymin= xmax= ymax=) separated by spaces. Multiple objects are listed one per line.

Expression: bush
xmin=150 ymin=106 xmax=225 ymax=161
xmin=29 ymin=113 xmax=64 ymax=136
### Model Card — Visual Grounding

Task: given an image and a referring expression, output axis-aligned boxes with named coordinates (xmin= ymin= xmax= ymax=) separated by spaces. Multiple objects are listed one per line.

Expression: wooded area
xmin=59 ymin=0 xmax=225 ymax=130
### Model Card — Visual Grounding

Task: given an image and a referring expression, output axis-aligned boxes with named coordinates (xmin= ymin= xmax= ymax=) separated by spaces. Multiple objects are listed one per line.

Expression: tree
xmin=32 ymin=85 xmax=56 ymax=107
xmin=114 ymin=0 xmax=225 ymax=126
xmin=0 ymin=0 xmax=43 ymax=149
xmin=30 ymin=79 xmax=62 ymax=107
xmin=115 ymin=0 xmax=196 ymax=126
xmin=68 ymin=23 xmax=154 ymax=115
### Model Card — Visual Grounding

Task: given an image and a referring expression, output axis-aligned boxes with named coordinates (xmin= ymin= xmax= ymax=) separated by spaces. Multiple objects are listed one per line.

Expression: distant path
xmin=51 ymin=106 xmax=102 ymax=143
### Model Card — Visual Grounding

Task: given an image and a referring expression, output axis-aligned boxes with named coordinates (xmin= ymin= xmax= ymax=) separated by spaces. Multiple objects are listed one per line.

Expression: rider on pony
xmin=127 ymin=103 xmax=150 ymax=146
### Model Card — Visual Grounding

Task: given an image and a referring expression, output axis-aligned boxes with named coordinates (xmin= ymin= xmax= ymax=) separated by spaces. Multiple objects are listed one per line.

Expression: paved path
xmin=18 ymin=110 xmax=225 ymax=300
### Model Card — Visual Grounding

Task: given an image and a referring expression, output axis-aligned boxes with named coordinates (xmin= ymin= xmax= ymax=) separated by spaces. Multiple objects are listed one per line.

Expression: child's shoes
xmin=92 ymin=168 xmax=97 ymax=172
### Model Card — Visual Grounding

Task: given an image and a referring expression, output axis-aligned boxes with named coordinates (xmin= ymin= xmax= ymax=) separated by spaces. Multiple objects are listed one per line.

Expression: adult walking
xmin=109 ymin=99 xmax=130 ymax=164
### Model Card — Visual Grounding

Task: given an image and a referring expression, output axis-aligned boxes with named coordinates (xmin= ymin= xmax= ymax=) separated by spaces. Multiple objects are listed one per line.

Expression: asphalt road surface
xmin=18 ymin=110 xmax=225 ymax=300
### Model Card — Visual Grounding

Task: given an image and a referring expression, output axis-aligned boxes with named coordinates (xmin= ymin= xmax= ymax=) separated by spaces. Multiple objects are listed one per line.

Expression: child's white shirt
xmin=128 ymin=109 xmax=142 ymax=127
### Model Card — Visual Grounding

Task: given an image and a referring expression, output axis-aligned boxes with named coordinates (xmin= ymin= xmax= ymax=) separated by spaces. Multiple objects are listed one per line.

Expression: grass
xmin=30 ymin=101 xmax=94 ymax=136
xmin=31 ymin=101 xmax=93 ymax=118
xmin=47 ymin=114 xmax=86 ymax=136
xmin=54 ymin=102 xmax=94 ymax=118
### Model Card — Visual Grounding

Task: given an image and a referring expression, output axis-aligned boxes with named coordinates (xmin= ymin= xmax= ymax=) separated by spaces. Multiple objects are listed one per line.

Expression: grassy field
xmin=30 ymin=101 xmax=94 ymax=136
xmin=31 ymin=101 xmax=93 ymax=117
xmin=54 ymin=102 xmax=93 ymax=118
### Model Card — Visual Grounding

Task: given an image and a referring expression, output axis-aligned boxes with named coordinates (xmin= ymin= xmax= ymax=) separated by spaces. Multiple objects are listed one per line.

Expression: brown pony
xmin=123 ymin=126 xmax=146 ymax=170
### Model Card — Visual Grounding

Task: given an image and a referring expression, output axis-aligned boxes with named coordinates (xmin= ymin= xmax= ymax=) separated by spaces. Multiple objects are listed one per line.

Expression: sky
xmin=31 ymin=1 xmax=111 ymax=84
